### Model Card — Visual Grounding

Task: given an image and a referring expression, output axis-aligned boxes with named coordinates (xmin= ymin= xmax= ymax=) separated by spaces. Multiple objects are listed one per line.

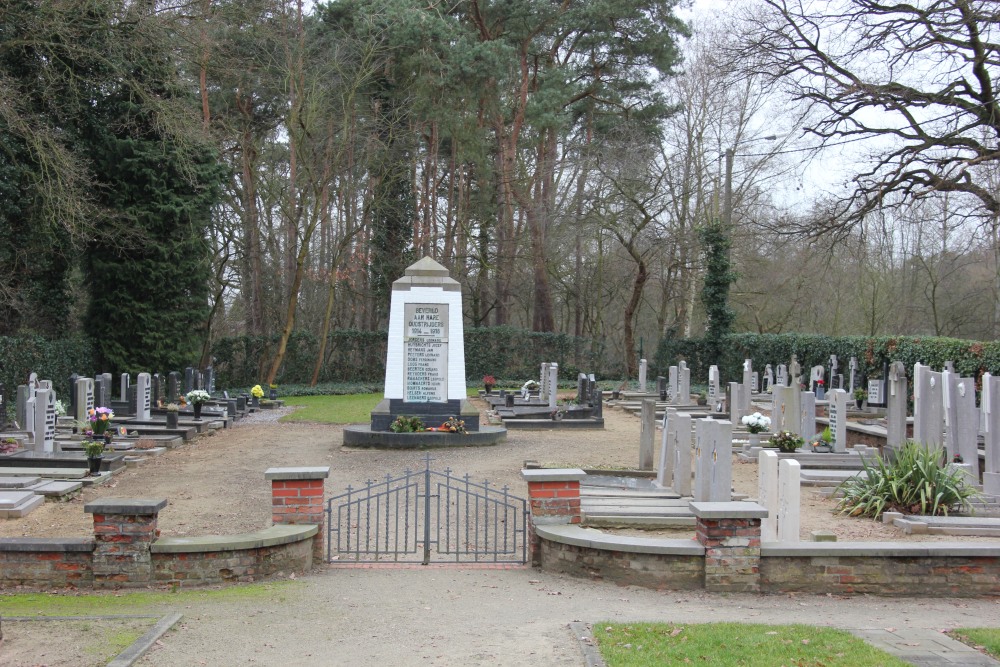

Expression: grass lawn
xmin=279 ymin=394 xmax=382 ymax=424
xmin=594 ymin=622 xmax=911 ymax=667
xmin=278 ymin=388 xmax=484 ymax=424
xmin=950 ymin=628 xmax=1000 ymax=658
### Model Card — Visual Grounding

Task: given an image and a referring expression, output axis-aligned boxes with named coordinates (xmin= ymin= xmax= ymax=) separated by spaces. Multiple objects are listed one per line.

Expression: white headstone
xmin=800 ymin=391 xmax=816 ymax=440
xmin=771 ymin=385 xmax=790 ymax=434
xmin=913 ymin=363 xmax=944 ymax=448
xmin=982 ymin=374 xmax=1000 ymax=495
xmin=707 ymin=366 xmax=720 ymax=408
xmin=758 ymin=449 xmax=779 ymax=542
xmin=694 ymin=418 xmax=732 ymax=502
xmin=120 ymin=373 xmax=130 ymax=403
xmin=673 ymin=412 xmax=693 ymax=496
xmin=33 ymin=388 xmax=57 ymax=453
xmin=655 ymin=409 xmax=675 ymax=489
xmin=741 ymin=359 xmax=753 ymax=412
xmin=668 ymin=366 xmax=678 ymax=404
xmin=23 ymin=396 xmax=36 ymax=446
xmin=540 ymin=362 xmax=550 ymax=402
xmin=886 ymin=361 xmax=908 ymax=451
xmin=75 ymin=377 xmax=95 ymax=425
xmin=810 ymin=365 xmax=825 ymax=397
xmin=638 ymin=359 xmax=648 ymax=393
xmin=763 ymin=364 xmax=773 ymax=393
xmin=678 ymin=361 xmax=691 ymax=406
xmin=949 ymin=373 xmax=979 ymax=480
xmin=548 ymin=363 xmax=559 ymax=410
xmin=777 ymin=458 xmax=801 ymax=542
xmin=729 ymin=382 xmax=742 ymax=423
xmin=136 ymin=373 xmax=152 ymax=421
xmin=776 ymin=364 xmax=788 ymax=388
xmin=848 ymin=357 xmax=857 ymax=395
xmin=828 ymin=388 xmax=849 ymax=452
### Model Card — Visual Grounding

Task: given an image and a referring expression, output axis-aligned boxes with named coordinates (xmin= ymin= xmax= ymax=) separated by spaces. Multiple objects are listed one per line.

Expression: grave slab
xmin=0 ymin=476 xmax=41 ymax=489
xmin=28 ymin=480 xmax=83 ymax=501
xmin=0 ymin=492 xmax=44 ymax=518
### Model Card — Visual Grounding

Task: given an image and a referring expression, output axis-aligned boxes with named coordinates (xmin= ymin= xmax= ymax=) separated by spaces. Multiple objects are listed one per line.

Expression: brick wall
xmin=0 ymin=539 xmax=94 ymax=587
xmin=153 ymin=538 xmax=313 ymax=586
xmin=761 ymin=555 xmax=1000 ymax=596
xmin=538 ymin=539 xmax=703 ymax=590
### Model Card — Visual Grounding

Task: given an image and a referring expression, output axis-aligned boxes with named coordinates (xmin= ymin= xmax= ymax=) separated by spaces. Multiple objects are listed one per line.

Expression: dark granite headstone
xmin=184 ymin=367 xmax=194 ymax=394
xmin=204 ymin=367 xmax=215 ymax=394
xmin=68 ymin=374 xmax=79 ymax=418
xmin=168 ymin=372 xmax=180 ymax=402
xmin=0 ymin=382 xmax=7 ymax=429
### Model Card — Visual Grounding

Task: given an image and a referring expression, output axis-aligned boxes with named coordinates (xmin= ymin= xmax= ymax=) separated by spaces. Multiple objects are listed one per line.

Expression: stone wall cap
xmin=84 ymin=498 xmax=168 ymax=515
xmin=690 ymin=501 xmax=768 ymax=519
xmin=0 ymin=537 xmax=95 ymax=552
xmin=264 ymin=466 xmax=331 ymax=481
xmin=151 ymin=524 xmax=318 ymax=554
xmin=762 ymin=541 xmax=1000 ymax=557
xmin=536 ymin=524 xmax=704 ymax=555
xmin=521 ymin=468 xmax=587 ymax=482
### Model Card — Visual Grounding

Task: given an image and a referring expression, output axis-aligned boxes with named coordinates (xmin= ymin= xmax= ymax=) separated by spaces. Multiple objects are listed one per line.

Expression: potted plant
xmin=165 ymin=403 xmax=180 ymax=429
xmin=768 ymin=430 xmax=805 ymax=453
xmin=0 ymin=437 xmax=21 ymax=454
xmin=697 ymin=391 xmax=708 ymax=406
xmin=810 ymin=427 xmax=833 ymax=452
xmin=83 ymin=440 xmax=105 ymax=475
xmin=741 ymin=412 xmax=772 ymax=446
xmin=87 ymin=407 xmax=115 ymax=445
xmin=268 ymin=383 xmax=279 ymax=400
xmin=482 ymin=375 xmax=496 ymax=394
xmin=186 ymin=389 xmax=211 ymax=420
xmin=250 ymin=384 xmax=264 ymax=408
xmin=853 ymin=388 xmax=867 ymax=409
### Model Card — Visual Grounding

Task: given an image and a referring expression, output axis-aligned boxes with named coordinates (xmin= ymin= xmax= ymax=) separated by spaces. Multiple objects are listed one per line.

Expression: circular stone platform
xmin=342 ymin=425 xmax=508 ymax=449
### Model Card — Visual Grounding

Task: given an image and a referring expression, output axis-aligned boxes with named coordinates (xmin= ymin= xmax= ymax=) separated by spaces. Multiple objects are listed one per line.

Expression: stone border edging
xmin=0 ymin=537 xmax=94 ymax=552
xmin=107 ymin=612 xmax=183 ymax=667
xmin=762 ymin=541 xmax=1000 ymax=557
xmin=150 ymin=525 xmax=317 ymax=554
xmin=535 ymin=524 xmax=704 ymax=555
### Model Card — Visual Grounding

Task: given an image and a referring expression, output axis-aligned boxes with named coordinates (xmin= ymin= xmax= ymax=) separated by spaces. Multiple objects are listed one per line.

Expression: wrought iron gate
xmin=327 ymin=455 xmax=528 ymax=564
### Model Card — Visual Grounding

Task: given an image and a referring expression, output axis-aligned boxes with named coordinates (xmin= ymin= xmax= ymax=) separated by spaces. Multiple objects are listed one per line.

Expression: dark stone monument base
xmin=370 ymin=398 xmax=480 ymax=432
xmin=343 ymin=425 xmax=507 ymax=449
xmin=0 ymin=450 xmax=127 ymax=472
xmin=502 ymin=418 xmax=605 ymax=430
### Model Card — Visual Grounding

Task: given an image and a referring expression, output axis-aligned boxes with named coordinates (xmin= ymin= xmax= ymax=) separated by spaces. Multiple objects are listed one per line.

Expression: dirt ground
xmin=0 ymin=396 xmax=994 ymax=543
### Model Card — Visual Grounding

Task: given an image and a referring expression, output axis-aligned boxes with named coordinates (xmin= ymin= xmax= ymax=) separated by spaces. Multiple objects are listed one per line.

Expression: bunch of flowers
xmin=88 ymin=407 xmax=115 ymax=435
xmin=390 ymin=415 xmax=424 ymax=433
xmin=54 ymin=400 xmax=67 ymax=417
xmin=186 ymin=389 xmax=211 ymax=405
xmin=482 ymin=375 xmax=496 ymax=387
xmin=741 ymin=412 xmax=771 ymax=434
xmin=439 ymin=416 xmax=466 ymax=434
xmin=251 ymin=385 xmax=265 ymax=398
xmin=768 ymin=431 xmax=804 ymax=453
xmin=522 ymin=380 xmax=540 ymax=392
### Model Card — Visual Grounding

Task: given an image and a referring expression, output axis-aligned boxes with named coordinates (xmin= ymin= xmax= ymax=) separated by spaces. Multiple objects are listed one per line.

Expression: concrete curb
xmin=568 ymin=622 xmax=606 ymax=667
xmin=108 ymin=612 xmax=183 ymax=667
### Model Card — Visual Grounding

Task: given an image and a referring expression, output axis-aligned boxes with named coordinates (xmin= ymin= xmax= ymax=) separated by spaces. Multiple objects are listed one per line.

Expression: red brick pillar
xmin=265 ymin=467 xmax=329 ymax=562
xmin=85 ymin=498 xmax=166 ymax=588
xmin=691 ymin=501 xmax=768 ymax=593
xmin=521 ymin=469 xmax=585 ymax=566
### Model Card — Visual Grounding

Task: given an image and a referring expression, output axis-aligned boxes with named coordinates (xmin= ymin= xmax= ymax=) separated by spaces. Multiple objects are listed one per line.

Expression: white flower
xmin=186 ymin=389 xmax=212 ymax=405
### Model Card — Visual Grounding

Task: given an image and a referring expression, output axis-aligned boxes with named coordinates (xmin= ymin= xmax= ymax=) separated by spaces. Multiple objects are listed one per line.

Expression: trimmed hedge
xmin=655 ymin=333 xmax=1000 ymax=386
xmin=210 ymin=326 xmax=608 ymax=389
xmin=0 ymin=336 xmax=97 ymax=422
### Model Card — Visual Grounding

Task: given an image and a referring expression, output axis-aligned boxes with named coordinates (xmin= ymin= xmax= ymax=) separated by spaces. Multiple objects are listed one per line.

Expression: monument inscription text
xmin=404 ymin=303 xmax=448 ymax=402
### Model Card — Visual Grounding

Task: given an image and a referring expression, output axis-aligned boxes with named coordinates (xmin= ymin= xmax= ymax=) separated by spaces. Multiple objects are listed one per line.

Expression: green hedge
xmin=211 ymin=327 xmax=607 ymax=388
xmin=655 ymin=333 xmax=1000 ymax=386
xmin=0 ymin=335 xmax=97 ymax=422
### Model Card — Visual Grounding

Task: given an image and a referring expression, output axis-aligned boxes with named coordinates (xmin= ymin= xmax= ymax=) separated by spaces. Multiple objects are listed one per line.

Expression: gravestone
xmin=741 ymin=359 xmax=753 ymax=412
xmin=184 ymin=367 xmax=195 ymax=394
xmin=707 ymin=366 xmax=720 ymax=409
xmin=23 ymin=395 xmax=36 ymax=445
xmin=34 ymin=388 xmax=57 ymax=453
xmin=673 ymin=412 xmax=693 ymax=496
xmin=168 ymin=372 xmax=180 ymax=403
xmin=983 ymin=374 xmax=1000 ymax=495
xmin=100 ymin=373 xmax=113 ymax=406
xmin=151 ymin=374 xmax=161 ymax=407
xmin=694 ymin=418 xmax=732 ymax=502
xmin=577 ymin=373 xmax=589 ymax=405
xmin=668 ymin=366 xmax=678 ymax=404
xmin=120 ymin=373 xmax=130 ymax=403
xmin=729 ymin=382 xmax=742 ymax=423
xmin=751 ymin=371 xmax=759 ymax=394
xmin=776 ymin=364 xmax=788 ymax=388
xmin=547 ymin=363 xmax=559 ymax=410
xmin=0 ymin=383 xmax=6 ymax=429
xmin=678 ymin=361 xmax=691 ymax=406
xmin=800 ymin=391 xmax=816 ymax=441
xmin=913 ymin=363 xmax=944 ymax=448
xmin=763 ymin=364 xmax=773 ymax=393
xmin=16 ymin=385 xmax=28 ymax=429
xmin=886 ymin=361 xmax=908 ymax=450
xmin=591 ymin=383 xmax=603 ymax=418
xmin=204 ymin=367 xmax=215 ymax=394
xmin=777 ymin=459 xmax=801 ymax=542
xmin=655 ymin=409 xmax=675 ymax=489
xmin=136 ymin=373 xmax=152 ymax=421
xmin=829 ymin=355 xmax=839 ymax=390
xmin=758 ymin=450 xmax=779 ymax=542
xmin=67 ymin=373 xmax=79 ymax=418
xmin=848 ymin=357 xmax=858 ymax=396
xmin=540 ymin=363 xmax=551 ymax=403
xmin=196 ymin=370 xmax=204 ymax=391
xmin=789 ymin=356 xmax=801 ymax=388
xmin=945 ymin=372 xmax=978 ymax=480
xmin=638 ymin=359 xmax=648 ymax=393
xmin=810 ymin=365 xmax=825 ymax=398
xmin=771 ymin=385 xmax=791 ymax=434
xmin=639 ymin=398 xmax=656 ymax=469
xmin=867 ymin=377 xmax=883 ymax=406
xmin=370 ymin=257 xmax=478 ymax=431
xmin=75 ymin=378 xmax=95 ymax=425
xmin=828 ymin=388 xmax=849 ymax=453
xmin=657 ymin=376 xmax=667 ymax=402
xmin=93 ymin=376 xmax=108 ymax=410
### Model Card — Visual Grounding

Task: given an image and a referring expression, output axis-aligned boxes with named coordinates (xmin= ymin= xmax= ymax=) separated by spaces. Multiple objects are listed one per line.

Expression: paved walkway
xmin=850 ymin=627 xmax=1000 ymax=667
xmin=134 ymin=567 xmax=1000 ymax=665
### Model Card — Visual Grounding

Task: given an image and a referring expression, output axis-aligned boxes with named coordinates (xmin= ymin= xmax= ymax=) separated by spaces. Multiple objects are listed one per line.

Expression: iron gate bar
xmin=327 ymin=455 xmax=528 ymax=565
